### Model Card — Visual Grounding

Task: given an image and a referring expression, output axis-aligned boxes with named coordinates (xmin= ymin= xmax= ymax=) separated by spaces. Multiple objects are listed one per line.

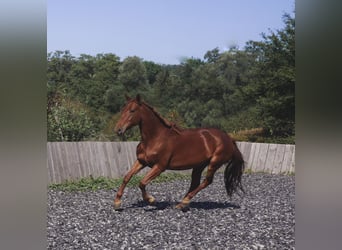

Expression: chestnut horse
xmin=114 ymin=94 xmax=245 ymax=210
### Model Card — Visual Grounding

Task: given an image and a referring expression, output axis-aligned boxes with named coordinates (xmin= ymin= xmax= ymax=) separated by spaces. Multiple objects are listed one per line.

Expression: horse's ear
xmin=136 ymin=94 xmax=142 ymax=105
xmin=125 ymin=94 xmax=131 ymax=101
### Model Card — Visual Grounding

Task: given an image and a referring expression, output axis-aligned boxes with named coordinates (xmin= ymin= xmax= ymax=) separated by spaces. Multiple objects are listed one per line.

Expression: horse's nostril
xmin=117 ymin=128 xmax=123 ymax=135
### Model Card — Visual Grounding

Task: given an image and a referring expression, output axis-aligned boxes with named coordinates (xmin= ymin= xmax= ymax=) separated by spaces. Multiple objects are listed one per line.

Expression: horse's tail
xmin=224 ymin=140 xmax=245 ymax=197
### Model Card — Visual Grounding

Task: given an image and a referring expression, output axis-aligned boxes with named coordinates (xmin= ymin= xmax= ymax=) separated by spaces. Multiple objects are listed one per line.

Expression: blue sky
xmin=48 ymin=0 xmax=295 ymax=64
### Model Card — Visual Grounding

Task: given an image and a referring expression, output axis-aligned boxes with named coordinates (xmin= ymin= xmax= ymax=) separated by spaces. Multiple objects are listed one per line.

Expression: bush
xmin=47 ymin=98 xmax=98 ymax=141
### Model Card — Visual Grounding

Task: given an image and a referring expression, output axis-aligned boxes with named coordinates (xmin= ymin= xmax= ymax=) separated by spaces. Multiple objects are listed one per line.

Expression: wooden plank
xmin=240 ymin=142 xmax=252 ymax=170
xmin=56 ymin=143 xmax=64 ymax=182
xmin=289 ymin=145 xmax=295 ymax=173
xmin=102 ymin=142 xmax=111 ymax=177
xmin=93 ymin=142 xmax=105 ymax=178
xmin=255 ymin=143 xmax=269 ymax=172
xmin=271 ymin=144 xmax=286 ymax=174
xmin=75 ymin=142 xmax=85 ymax=179
xmin=90 ymin=142 xmax=100 ymax=178
xmin=252 ymin=143 xmax=263 ymax=172
xmin=63 ymin=142 xmax=74 ymax=180
xmin=48 ymin=142 xmax=56 ymax=183
xmin=62 ymin=143 xmax=72 ymax=180
xmin=111 ymin=142 xmax=121 ymax=178
xmin=242 ymin=142 xmax=251 ymax=159
xmin=264 ymin=143 xmax=278 ymax=173
xmin=86 ymin=142 xmax=95 ymax=178
xmin=47 ymin=142 xmax=54 ymax=183
xmin=236 ymin=141 xmax=245 ymax=155
xmin=247 ymin=142 xmax=259 ymax=172
xmin=102 ymin=142 xmax=115 ymax=178
xmin=67 ymin=142 xmax=80 ymax=180
xmin=281 ymin=144 xmax=295 ymax=173
xmin=117 ymin=141 xmax=129 ymax=177
xmin=55 ymin=143 xmax=67 ymax=182
xmin=127 ymin=142 xmax=135 ymax=168
xmin=95 ymin=142 xmax=105 ymax=177
xmin=85 ymin=141 xmax=95 ymax=177
xmin=73 ymin=142 xmax=82 ymax=179
xmin=88 ymin=142 xmax=98 ymax=178
xmin=77 ymin=142 xmax=89 ymax=178
xmin=101 ymin=142 xmax=112 ymax=177
xmin=236 ymin=141 xmax=245 ymax=167
xmin=51 ymin=142 xmax=62 ymax=183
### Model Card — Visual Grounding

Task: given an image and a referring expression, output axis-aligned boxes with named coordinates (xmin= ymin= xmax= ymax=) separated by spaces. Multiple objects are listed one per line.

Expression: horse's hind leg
xmin=180 ymin=166 xmax=205 ymax=203
xmin=176 ymin=164 xmax=220 ymax=210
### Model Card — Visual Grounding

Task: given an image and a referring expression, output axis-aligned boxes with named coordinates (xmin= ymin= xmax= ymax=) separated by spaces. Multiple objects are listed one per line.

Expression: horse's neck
xmin=139 ymin=107 xmax=168 ymax=143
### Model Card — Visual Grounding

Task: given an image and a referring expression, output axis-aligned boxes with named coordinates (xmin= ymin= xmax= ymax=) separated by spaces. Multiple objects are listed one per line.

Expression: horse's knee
xmin=123 ymin=175 xmax=131 ymax=184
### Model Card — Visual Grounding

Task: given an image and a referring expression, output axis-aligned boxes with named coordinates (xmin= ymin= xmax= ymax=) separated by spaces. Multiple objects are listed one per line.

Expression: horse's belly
xmin=167 ymin=144 xmax=211 ymax=170
xmin=167 ymin=160 xmax=210 ymax=170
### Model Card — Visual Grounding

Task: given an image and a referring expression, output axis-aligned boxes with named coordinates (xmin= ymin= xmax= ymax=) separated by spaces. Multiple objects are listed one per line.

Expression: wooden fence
xmin=47 ymin=141 xmax=295 ymax=184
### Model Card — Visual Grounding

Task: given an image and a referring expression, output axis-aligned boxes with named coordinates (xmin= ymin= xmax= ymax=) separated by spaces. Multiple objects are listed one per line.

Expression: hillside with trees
xmin=47 ymin=14 xmax=294 ymax=144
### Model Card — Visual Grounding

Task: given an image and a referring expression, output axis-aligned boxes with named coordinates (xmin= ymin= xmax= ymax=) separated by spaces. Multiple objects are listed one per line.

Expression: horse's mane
xmin=142 ymin=101 xmax=183 ymax=134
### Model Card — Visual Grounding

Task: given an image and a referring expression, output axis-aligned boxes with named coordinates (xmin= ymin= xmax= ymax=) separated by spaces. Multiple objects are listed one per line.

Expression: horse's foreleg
xmin=114 ymin=160 xmax=144 ymax=210
xmin=176 ymin=164 xmax=219 ymax=210
xmin=139 ymin=165 xmax=164 ymax=205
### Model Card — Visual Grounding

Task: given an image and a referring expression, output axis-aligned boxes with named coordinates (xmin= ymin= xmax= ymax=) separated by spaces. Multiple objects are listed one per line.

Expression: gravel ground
xmin=47 ymin=173 xmax=295 ymax=249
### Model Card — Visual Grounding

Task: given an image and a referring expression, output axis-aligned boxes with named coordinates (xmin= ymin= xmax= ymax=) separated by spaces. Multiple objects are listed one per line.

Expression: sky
xmin=47 ymin=0 xmax=295 ymax=65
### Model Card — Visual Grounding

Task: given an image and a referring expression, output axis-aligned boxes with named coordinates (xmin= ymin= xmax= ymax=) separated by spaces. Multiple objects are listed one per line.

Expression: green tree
xmin=104 ymin=84 xmax=125 ymax=113
xmin=245 ymin=14 xmax=295 ymax=137
xmin=118 ymin=56 xmax=147 ymax=93
xmin=94 ymin=53 xmax=121 ymax=83
xmin=204 ymin=47 xmax=220 ymax=63
xmin=143 ymin=61 xmax=163 ymax=84
xmin=47 ymin=50 xmax=75 ymax=85
xmin=47 ymin=50 xmax=75 ymax=101
xmin=68 ymin=53 xmax=122 ymax=111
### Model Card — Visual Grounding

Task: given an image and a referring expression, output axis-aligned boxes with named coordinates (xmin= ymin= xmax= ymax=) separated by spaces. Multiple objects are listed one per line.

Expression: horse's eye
xmin=130 ymin=109 xmax=135 ymax=113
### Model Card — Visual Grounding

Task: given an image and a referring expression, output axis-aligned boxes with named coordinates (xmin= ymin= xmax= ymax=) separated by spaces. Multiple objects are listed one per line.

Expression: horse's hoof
xmin=114 ymin=200 xmax=122 ymax=211
xmin=175 ymin=203 xmax=182 ymax=209
xmin=147 ymin=196 xmax=156 ymax=205
xmin=175 ymin=202 xmax=190 ymax=212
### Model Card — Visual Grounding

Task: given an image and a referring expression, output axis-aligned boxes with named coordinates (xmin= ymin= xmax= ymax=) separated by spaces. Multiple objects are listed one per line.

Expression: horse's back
xmin=166 ymin=127 xmax=234 ymax=169
xmin=179 ymin=127 xmax=233 ymax=146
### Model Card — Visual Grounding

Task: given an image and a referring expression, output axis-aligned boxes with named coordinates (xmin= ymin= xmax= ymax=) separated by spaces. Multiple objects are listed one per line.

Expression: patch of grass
xmin=49 ymin=176 xmax=121 ymax=191
xmin=154 ymin=172 xmax=190 ymax=183
xmin=49 ymin=172 xmax=190 ymax=192
xmin=283 ymin=171 xmax=295 ymax=176
xmin=244 ymin=168 xmax=253 ymax=174
xmin=243 ymin=168 xmax=295 ymax=176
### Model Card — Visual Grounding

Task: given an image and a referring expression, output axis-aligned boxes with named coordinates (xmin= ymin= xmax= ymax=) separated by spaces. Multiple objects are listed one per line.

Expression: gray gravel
xmin=47 ymin=173 xmax=295 ymax=249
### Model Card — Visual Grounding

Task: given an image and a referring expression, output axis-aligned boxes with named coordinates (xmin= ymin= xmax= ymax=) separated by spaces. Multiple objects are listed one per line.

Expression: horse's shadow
xmin=125 ymin=200 xmax=240 ymax=211
xmin=189 ymin=201 xmax=240 ymax=210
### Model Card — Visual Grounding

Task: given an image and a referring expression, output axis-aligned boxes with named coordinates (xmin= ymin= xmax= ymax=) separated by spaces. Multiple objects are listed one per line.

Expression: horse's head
xmin=115 ymin=94 xmax=143 ymax=136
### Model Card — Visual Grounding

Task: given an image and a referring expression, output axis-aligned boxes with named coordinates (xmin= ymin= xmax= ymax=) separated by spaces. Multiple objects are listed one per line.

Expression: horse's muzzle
xmin=116 ymin=128 xmax=123 ymax=136
xmin=115 ymin=126 xmax=126 ymax=136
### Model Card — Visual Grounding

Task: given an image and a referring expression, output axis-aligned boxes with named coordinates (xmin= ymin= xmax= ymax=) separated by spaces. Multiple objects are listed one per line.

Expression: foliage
xmin=47 ymin=13 xmax=295 ymax=143
xmin=118 ymin=56 xmax=147 ymax=93
xmin=47 ymin=96 xmax=98 ymax=141
xmin=229 ymin=128 xmax=265 ymax=142
xmin=245 ymin=14 xmax=295 ymax=137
